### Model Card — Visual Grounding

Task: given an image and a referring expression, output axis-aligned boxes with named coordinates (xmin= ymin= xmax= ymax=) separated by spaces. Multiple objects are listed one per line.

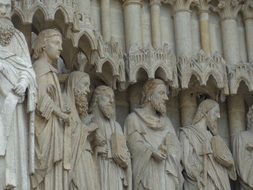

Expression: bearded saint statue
xmin=91 ymin=85 xmax=132 ymax=190
xmin=233 ymin=105 xmax=253 ymax=190
xmin=124 ymin=79 xmax=183 ymax=190
xmin=180 ymin=99 xmax=236 ymax=190
xmin=0 ymin=0 xmax=36 ymax=189
xmin=64 ymin=71 xmax=99 ymax=190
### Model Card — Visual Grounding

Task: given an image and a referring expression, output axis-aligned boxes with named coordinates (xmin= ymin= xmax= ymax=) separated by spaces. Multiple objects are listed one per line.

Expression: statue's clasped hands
xmin=13 ymin=79 xmax=27 ymax=97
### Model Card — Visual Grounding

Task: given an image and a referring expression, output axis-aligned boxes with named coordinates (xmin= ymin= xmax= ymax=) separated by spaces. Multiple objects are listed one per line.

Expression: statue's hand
xmin=152 ymin=149 xmax=166 ymax=162
xmin=13 ymin=82 xmax=26 ymax=96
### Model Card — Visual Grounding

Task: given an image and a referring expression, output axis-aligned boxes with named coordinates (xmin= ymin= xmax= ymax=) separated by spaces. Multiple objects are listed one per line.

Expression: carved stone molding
xmin=242 ymin=0 xmax=253 ymax=20
xmin=121 ymin=0 xmax=144 ymax=6
xmin=92 ymin=37 xmax=126 ymax=83
xmin=211 ymin=0 xmax=244 ymax=20
xmin=126 ymin=44 xmax=178 ymax=87
xmin=178 ymin=50 xmax=229 ymax=94
xmin=228 ymin=62 xmax=253 ymax=94
xmin=150 ymin=0 xmax=161 ymax=6
xmin=162 ymin=0 xmax=198 ymax=12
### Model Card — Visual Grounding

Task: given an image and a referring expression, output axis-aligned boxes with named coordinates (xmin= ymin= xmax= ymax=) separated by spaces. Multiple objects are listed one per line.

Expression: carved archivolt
xmin=178 ymin=50 xmax=229 ymax=94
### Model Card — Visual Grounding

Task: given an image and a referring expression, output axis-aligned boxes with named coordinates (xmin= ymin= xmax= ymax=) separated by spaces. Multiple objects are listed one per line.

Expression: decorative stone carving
xmin=227 ymin=62 xmax=253 ymax=94
xmin=64 ymin=71 xmax=99 ymax=190
xmin=125 ymin=79 xmax=183 ymax=190
xmin=0 ymin=0 xmax=36 ymax=189
xmin=233 ymin=105 xmax=253 ymax=190
xmin=127 ymin=44 xmax=178 ymax=87
xmin=178 ymin=50 xmax=229 ymax=94
xmin=180 ymin=99 xmax=236 ymax=190
xmin=211 ymin=0 xmax=243 ymax=20
xmin=31 ymin=29 xmax=70 ymax=190
xmin=92 ymin=36 xmax=126 ymax=83
xmin=242 ymin=0 xmax=253 ymax=19
xmin=162 ymin=0 xmax=197 ymax=11
xmin=91 ymin=86 xmax=132 ymax=190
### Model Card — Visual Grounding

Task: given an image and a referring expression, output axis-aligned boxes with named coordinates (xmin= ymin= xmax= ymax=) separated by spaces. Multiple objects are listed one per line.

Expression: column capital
xmin=150 ymin=0 xmax=161 ymax=6
xmin=122 ymin=0 xmax=144 ymax=7
xmin=211 ymin=0 xmax=243 ymax=20
xmin=242 ymin=0 xmax=253 ymax=20
xmin=162 ymin=0 xmax=197 ymax=12
xmin=193 ymin=0 xmax=211 ymax=13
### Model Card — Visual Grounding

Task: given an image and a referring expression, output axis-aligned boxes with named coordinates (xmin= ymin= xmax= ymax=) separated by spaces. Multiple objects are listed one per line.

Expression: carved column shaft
xmin=221 ymin=18 xmax=240 ymax=65
xmin=228 ymin=95 xmax=246 ymax=142
xmin=199 ymin=11 xmax=211 ymax=56
xmin=123 ymin=0 xmax=143 ymax=50
xmin=172 ymin=4 xmax=197 ymax=126
xmin=245 ymin=18 xmax=253 ymax=62
xmin=150 ymin=0 xmax=161 ymax=48
xmin=101 ymin=0 xmax=111 ymax=42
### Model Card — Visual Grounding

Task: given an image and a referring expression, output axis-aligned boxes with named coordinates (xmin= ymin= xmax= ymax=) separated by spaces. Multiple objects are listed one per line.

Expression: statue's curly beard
xmin=151 ymin=97 xmax=166 ymax=116
xmin=0 ymin=17 xmax=15 ymax=46
xmin=74 ymin=89 xmax=88 ymax=118
xmin=207 ymin=117 xmax=218 ymax=135
xmin=98 ymin=102 xmax=114 ymax=119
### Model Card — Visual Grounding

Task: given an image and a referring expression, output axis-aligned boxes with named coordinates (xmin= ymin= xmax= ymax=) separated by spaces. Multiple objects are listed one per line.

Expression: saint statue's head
xmin=193 ymin=99 xmax=220 ymax=135
xmin=141 ymin=79 xmax=168 ymax=116
xmin=66 ymin=71 xmax=90 ymax=118
xmin=33 ymin=29 xmax=62 ymax=63
xmin=247 ymin=105 xmax=253 ymax=131
xmin=90 ymin=85 xmax=115 ymax=120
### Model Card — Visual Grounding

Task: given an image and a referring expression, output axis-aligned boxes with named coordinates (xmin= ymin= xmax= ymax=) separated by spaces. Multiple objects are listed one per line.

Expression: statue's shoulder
xmin=33 ymin=60 xmax=51 ymax=77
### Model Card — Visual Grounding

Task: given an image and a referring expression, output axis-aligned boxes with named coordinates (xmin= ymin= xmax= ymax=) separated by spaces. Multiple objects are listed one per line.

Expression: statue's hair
xmin=247 ymin=105 xmax=253 ymax=130
xmin=33 ymin=29 xmax=62 ymax=59
xmin=90 ymin=85 xmax=114 ymax=112
xmin=141 ymin=79 xmax=166 ymax=104
xmin=192 ymin=99 xmax=219 ymax=125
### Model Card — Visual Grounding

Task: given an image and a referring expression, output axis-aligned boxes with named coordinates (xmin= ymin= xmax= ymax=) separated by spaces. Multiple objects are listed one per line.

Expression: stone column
xmin=242 ymin=1 xmax=253 ymax=62
xmin=122 ymin=0 xmax=143 ymax=50
xmin=197 ymin=0 xmax=211 ymax=56
xmin=150 ymin=0 xmax=161 ymax=48
xmin=168 ymin=0 xmax=196 ymax=127
xmin=216 ymin=1 xmax=245 ymax=141
xmin=101 ymin=0 xmax=111 ymax=42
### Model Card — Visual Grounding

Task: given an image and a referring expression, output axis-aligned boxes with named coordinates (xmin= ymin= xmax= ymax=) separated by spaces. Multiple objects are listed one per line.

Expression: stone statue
xmin=233 ymin=105 xmax=253 ymax=190
xmin=31 ymin=29 xmax=70 ymax=190
xmin=91 ymin=85 xmax=132 ymax=190
xmin=124 ymin=79 xmax=183 ymax=190
xmin=180 ymin=99 xmax=236 ymax=190
xmin=0 ymin=0 xmax=37 ymax=189
xmin=63 ymin=71 xmax=99 ymax=190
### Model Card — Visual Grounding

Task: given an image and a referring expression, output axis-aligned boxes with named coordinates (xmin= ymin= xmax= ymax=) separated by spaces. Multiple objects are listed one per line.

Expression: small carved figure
xmin=91 ymin=85 xmax=132 ymax=190
xmin=124 ymin=79 xmax=183 ymax=190
xmin=180 ymin=99 xmax=236 ymax=190
xmin=0 ymin=0 xmax=37 ymax=189
xmin=233 ymin=105 xmax=253 ymax=190
xmin=64 ymin=71 xmax=99 ymax=190
xmin=31 ymin=29 xmax=70 ymax=190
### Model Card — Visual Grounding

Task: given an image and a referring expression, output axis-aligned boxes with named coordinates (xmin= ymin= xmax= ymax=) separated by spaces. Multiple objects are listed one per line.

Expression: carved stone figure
xmin=233 ymin=105 xmax=253 ymax=190
xmin=0 ymin=0 xmax=37 ymax=189
xmin=91 ymin=85 xmax=132 ymax=190
xmin=180 ymin=99 xmax=236 ymax=190
xmin=64 ymin=71 xmax=99 ymax=190
xmin=31 ymin=29 xmax=70 ymax=190
xmin=124 ymin=79 xmax=183 ymax=190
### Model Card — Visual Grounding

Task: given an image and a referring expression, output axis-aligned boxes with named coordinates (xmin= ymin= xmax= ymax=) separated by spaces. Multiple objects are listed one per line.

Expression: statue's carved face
xmin=207 ymin=105 xmax=220 ymax=135
xmin=150 ymin=84 xmax=168 ymax=116
xmin=0 ymin=0 xmax=11 ymax=19
xmin=98 ymin=91 xmax=115 ymax=119
xmin=44 ymin=35 xmax=62 ymax=62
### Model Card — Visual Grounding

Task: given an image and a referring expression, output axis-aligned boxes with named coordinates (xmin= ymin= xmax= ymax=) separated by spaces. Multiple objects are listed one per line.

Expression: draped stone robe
xmin=94 ymin=113 xmax=131 ymax=190
xmin=124 ymin=108 xmax=183 ymax=190
xmin=0 ymin=29 xmax=36 ymax=190
xmin=180 ymin=125 xmax=236 ymax=190
xmin=233 ymin=131 xmax=253 ymax=190
xmin=31 ymin=60 xmax=67 ymax=190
